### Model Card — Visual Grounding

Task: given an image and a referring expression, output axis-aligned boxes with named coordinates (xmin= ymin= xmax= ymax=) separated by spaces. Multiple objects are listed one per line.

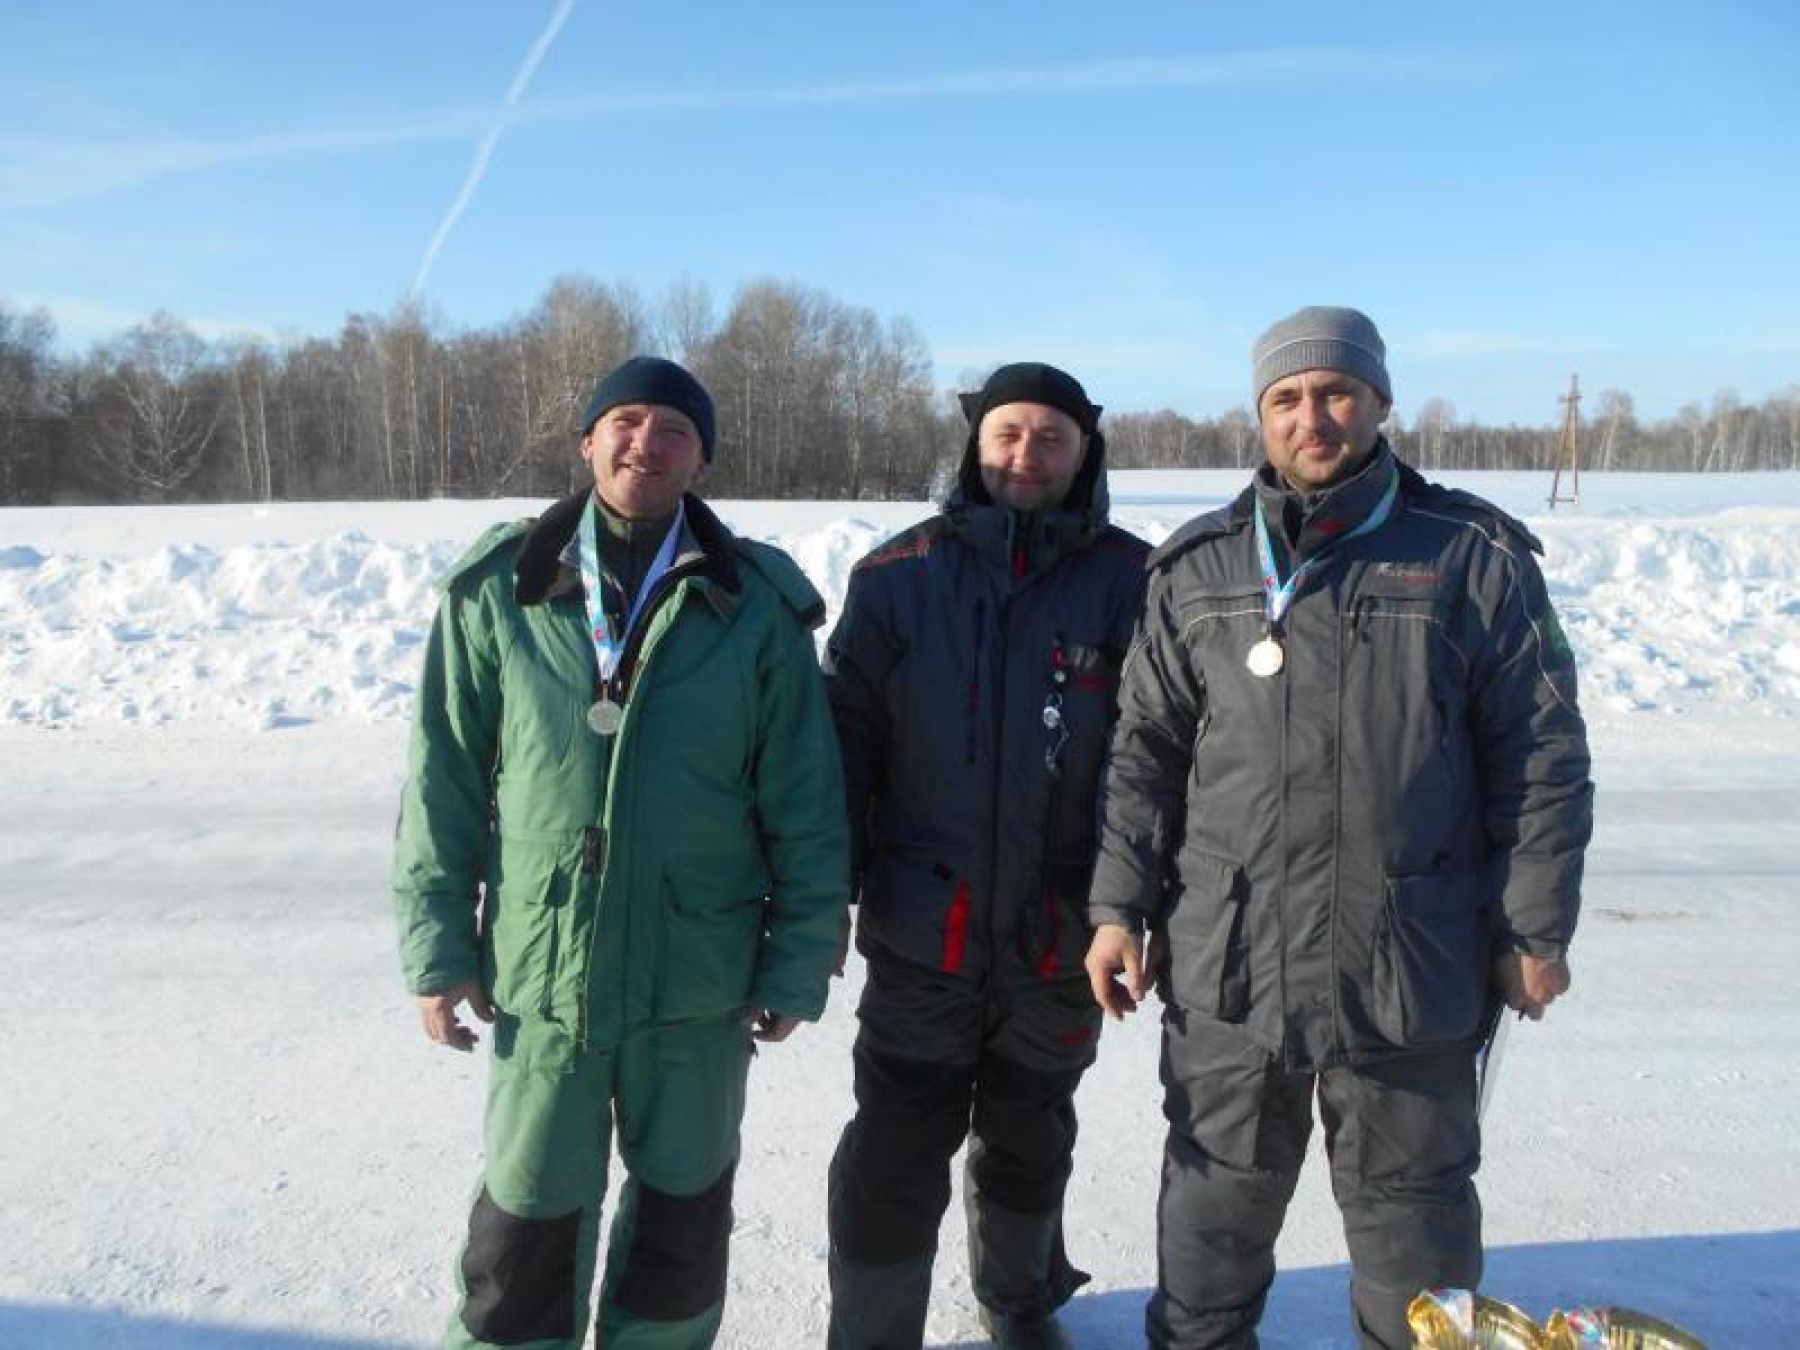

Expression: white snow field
xmin=2 ymin=470 xmax=1797 ymax=1349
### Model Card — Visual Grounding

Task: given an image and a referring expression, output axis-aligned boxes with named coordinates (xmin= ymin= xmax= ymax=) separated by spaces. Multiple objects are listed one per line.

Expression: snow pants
xmin=1150 ymin=1014 xmax=1482 ymax=1350
xmin=444 ymin=1012 xmax=751 ymax=1350
xmin=826 ymin=954 xmax=1101 ymax=1349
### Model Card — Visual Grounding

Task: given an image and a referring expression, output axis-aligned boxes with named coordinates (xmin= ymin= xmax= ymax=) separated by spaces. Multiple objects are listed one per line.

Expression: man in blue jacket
xmin=824 ymin=364 xmax=1149 ymax=1349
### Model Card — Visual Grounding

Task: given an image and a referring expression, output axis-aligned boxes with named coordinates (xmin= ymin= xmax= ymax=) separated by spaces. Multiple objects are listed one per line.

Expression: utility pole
xmin=1548 ymin=374 xmax=1581 ymax=509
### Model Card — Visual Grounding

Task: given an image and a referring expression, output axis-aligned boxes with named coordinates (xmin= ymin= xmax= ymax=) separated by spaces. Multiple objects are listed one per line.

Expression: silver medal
xmin=586 ymin=698 xmax=624 ymax=736
xmin=1246 ymin=636 xmax=1285 ymax=678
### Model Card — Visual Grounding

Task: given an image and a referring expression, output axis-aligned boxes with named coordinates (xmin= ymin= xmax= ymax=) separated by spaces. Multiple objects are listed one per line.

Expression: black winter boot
xmin=978 ymin=1305 xmax=1074 ymax=1349
xmin=826 ymin=1247 xmax=935 ymax=1350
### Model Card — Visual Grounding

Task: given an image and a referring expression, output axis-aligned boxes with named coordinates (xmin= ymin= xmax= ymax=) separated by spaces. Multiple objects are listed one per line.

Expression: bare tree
xmin=657 ymin=276 xmax=715 ymax=365
xmin=1775 ymin=385 xmax=1800 ymax=471
xmin=219 ymin=339 xmax=276 ymax=501
xmin=1593 ymin=389 xmax=1636 ymax=471
xmin=0 ymin=302 xmax=61 ymax=504
xmin=83 ymin=314 xmax=223 ymax=501
xmin=1413 ymin=398 xmax=1458 ymax=469
xmin=1221 ymin=408 xmax=1257 ymax=469
xmin=498 ymin=277 xmax=648 ymax=494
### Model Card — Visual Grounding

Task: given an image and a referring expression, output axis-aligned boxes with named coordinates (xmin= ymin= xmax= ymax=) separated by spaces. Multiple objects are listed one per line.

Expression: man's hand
xmin=1086 ymin=923 xmax=1147 ymax=1020
xmin=418 ymin=978 xmax=494 ymax=1052
xmin=1493 ymin=950 xmax=1572 ymax=1022
xmin=748 ymin=1009 xmax=802 ymax=1043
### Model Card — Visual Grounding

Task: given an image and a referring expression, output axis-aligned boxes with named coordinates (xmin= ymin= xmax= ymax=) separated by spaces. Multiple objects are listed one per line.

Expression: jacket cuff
xmin=1501 ymin=932 xmax=1567 ymax=961
xmin=406 ymin=950 xmax=480 ymax=997
xmin=1086 ymin=906 xmax=1146 ymax=935
xmin=399 ymin=919 xmax=480 ymax=997
xmin=750 ymin=976 xmax=827 ymax=1023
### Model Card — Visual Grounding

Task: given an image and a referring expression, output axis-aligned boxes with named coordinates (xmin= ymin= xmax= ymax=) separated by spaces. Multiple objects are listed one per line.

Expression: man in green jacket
xmin=394 ymin=355 xmax=850 ymax=1350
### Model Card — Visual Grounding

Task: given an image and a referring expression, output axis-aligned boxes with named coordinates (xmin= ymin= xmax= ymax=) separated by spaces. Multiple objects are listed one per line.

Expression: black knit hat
xmin=953 ymin=361 xmax=1108 ymax=511
xmin=958 ymin=361 xmax=1102 ymax=435
xmin=579 ymin=356 xmax=717 ymax=460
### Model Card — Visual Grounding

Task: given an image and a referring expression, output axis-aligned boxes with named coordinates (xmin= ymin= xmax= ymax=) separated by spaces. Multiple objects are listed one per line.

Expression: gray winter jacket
xmin=1087 ymin=444 xmax=1592 ymax=1068
xmin=824 ymin=439 xmax=1149 ymax=984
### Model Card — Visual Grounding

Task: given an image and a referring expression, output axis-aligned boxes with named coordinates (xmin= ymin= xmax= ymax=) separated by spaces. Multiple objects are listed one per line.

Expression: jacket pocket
xmin=1048 ymin=639 xmax=1122 ymax=839
xmin=859 ymin=847 xmax=975 ymax=975
xmin=1163 ymin=842 xmax=1250 ymax=1021
xmin=482 ymin=839 xmax=573 ymax=1020
xmin=1370 ymin=868 xmax=1491 ymax=1048
xmin=655 ymin=865 xmax=767 ymax=1020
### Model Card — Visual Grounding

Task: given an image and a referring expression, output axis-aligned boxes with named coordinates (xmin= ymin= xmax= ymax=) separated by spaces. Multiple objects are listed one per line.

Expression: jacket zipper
xmin=964 ymin=598 xmax=985 ymax=767
xmin=577 ymin=556 xmax=707 ymax=1050
xmin=1030 ymin=633 xmax=1070 ymax=977
xmin=604 ymin=556 xmax=709 ymax=705
xmin=984 ymin=587 xmax=1011 ymax=974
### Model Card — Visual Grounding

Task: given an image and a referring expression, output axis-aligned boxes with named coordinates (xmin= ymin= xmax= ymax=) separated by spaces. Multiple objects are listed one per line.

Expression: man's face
xmin=581 ymin=402 xmax=708 ymax=519
xmin=1258 ymin=369 xmax=1389 ymax=490
xmin=976 ymin=402 xmax=1087 ymax=512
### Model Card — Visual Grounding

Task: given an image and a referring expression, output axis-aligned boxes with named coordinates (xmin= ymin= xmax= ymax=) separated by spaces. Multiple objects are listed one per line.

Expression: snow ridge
xmin=3 ymin=495 xmax=1797 ymax=728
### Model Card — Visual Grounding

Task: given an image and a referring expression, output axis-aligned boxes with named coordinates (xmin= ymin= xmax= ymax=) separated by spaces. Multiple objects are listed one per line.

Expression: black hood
xmin=949 ymin=421 xmax=1112 ymax=527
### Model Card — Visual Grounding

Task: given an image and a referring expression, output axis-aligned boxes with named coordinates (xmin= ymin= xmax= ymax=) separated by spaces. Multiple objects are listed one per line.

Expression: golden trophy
xmin=1408 ymin=1291 xmax=1709 ymax=1350
xmin=1407 ymin=1289 xmax=1548 ymax=1349
xmin=1543 ymin=1306 xmax=1709 ymax=1349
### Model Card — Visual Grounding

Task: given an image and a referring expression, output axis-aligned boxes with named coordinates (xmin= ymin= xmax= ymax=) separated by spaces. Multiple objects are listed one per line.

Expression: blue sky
xmin=3 ymin=0 xmax=1796 ymax=423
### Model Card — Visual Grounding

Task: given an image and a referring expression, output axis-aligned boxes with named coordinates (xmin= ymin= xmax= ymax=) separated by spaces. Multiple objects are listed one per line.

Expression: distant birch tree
xmin=83 ymin=314 xmax=222 ymax=501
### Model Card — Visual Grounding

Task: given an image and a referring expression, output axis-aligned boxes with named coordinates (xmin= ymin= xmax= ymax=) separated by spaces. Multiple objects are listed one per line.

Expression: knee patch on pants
xmin=460 ymin=1186 xmax=580 ymax=1345
xmin=614 ymin=1165 xmax=736 ymax=1321
xmin=832 ymin=1048 xmax=974 ymax=1264
xmin=970 ymin=1058 xmax=1084 ymax=1214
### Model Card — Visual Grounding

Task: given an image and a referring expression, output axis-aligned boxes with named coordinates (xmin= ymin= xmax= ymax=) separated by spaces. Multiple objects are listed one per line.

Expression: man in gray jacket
xmin=1085 ymin=307 xmax=1593 ymax=1349
xmin=825 ymin=364 xmax=1149 ymax=1348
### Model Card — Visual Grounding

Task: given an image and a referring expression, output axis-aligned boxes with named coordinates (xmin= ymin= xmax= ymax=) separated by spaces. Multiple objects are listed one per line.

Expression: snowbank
xmin=4 ymin=474 xmax=1798 ymax=728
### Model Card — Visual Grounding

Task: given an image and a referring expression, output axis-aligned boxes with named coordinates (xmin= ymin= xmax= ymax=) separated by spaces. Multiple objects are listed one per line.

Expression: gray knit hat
xmin=1251 ymin=306 xmax=1391 ymax=407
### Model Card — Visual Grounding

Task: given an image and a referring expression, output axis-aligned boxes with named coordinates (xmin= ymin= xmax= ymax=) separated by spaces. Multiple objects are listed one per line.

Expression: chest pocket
xmin=1343 ymin=566 xmax=1462 ymax=699
xmin=1051 ymin=638 xmax=1122 ymax=732
xmin=628 ymin=605 xmax=759 ymax=810
xmin=1345 ymin=566 xmax=1448 ymax=641
xmin=1044 ymin=637 xmax=1124 ymax=867
xmin=1175 ymin=587 xmax=1267 ymax=664
xmin=1343 ymin=566 xmax=1473 ymax=856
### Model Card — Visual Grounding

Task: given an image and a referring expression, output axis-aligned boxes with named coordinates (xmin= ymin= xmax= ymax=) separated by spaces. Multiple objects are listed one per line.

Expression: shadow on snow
xmin=935 ymin=1228 xmax=1798 ymax=1349
xmin=6 ymin=1231 xmax=1791 ymax=1348
xmin=0 ymin=1304 xmax=415 ymax=1350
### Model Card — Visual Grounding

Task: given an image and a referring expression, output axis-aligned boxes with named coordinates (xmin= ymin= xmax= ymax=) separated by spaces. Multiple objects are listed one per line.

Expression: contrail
xmin=411 ymin=0 xmax=577 ymax=299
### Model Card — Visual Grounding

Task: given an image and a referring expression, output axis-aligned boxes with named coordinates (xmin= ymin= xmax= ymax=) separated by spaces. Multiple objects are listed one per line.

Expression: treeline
xmin=2 ymin=279 xmax=1796 ymax=507
xmin=0 ymin=278 xmax=951 ymax=507
xmin=1105 ymin=388 xmax=1800 ymax=475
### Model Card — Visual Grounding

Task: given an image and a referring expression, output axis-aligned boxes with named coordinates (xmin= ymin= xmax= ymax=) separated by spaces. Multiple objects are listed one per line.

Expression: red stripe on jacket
xmin=942 ymin=879 xmax=972 ymax=974
xmin=1036 ymin=883 xmax=1061 ymax=981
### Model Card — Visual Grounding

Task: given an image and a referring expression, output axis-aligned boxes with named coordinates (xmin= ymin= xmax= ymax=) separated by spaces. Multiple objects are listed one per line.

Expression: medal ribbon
xmin=1252 ymin=469 xmax=1399 ymax=632
xmin=576 ymin=496 xmax=685 ymax=688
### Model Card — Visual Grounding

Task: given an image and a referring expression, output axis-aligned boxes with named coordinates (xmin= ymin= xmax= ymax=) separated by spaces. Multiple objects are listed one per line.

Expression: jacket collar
xmin=1252 ymin=438 xmax=1398 ymax=570
xmin=514 ymin=488 xmax=742 ymax=607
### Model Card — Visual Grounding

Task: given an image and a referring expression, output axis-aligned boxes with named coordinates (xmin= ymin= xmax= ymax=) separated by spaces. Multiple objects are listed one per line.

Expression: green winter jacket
xmin=394 ymin=489 xmax=850 ymax=1054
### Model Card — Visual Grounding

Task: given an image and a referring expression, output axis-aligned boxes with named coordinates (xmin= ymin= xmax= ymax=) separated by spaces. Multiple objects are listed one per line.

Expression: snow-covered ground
xmin=2 ymin=470 xmax=1796 ymax=1348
